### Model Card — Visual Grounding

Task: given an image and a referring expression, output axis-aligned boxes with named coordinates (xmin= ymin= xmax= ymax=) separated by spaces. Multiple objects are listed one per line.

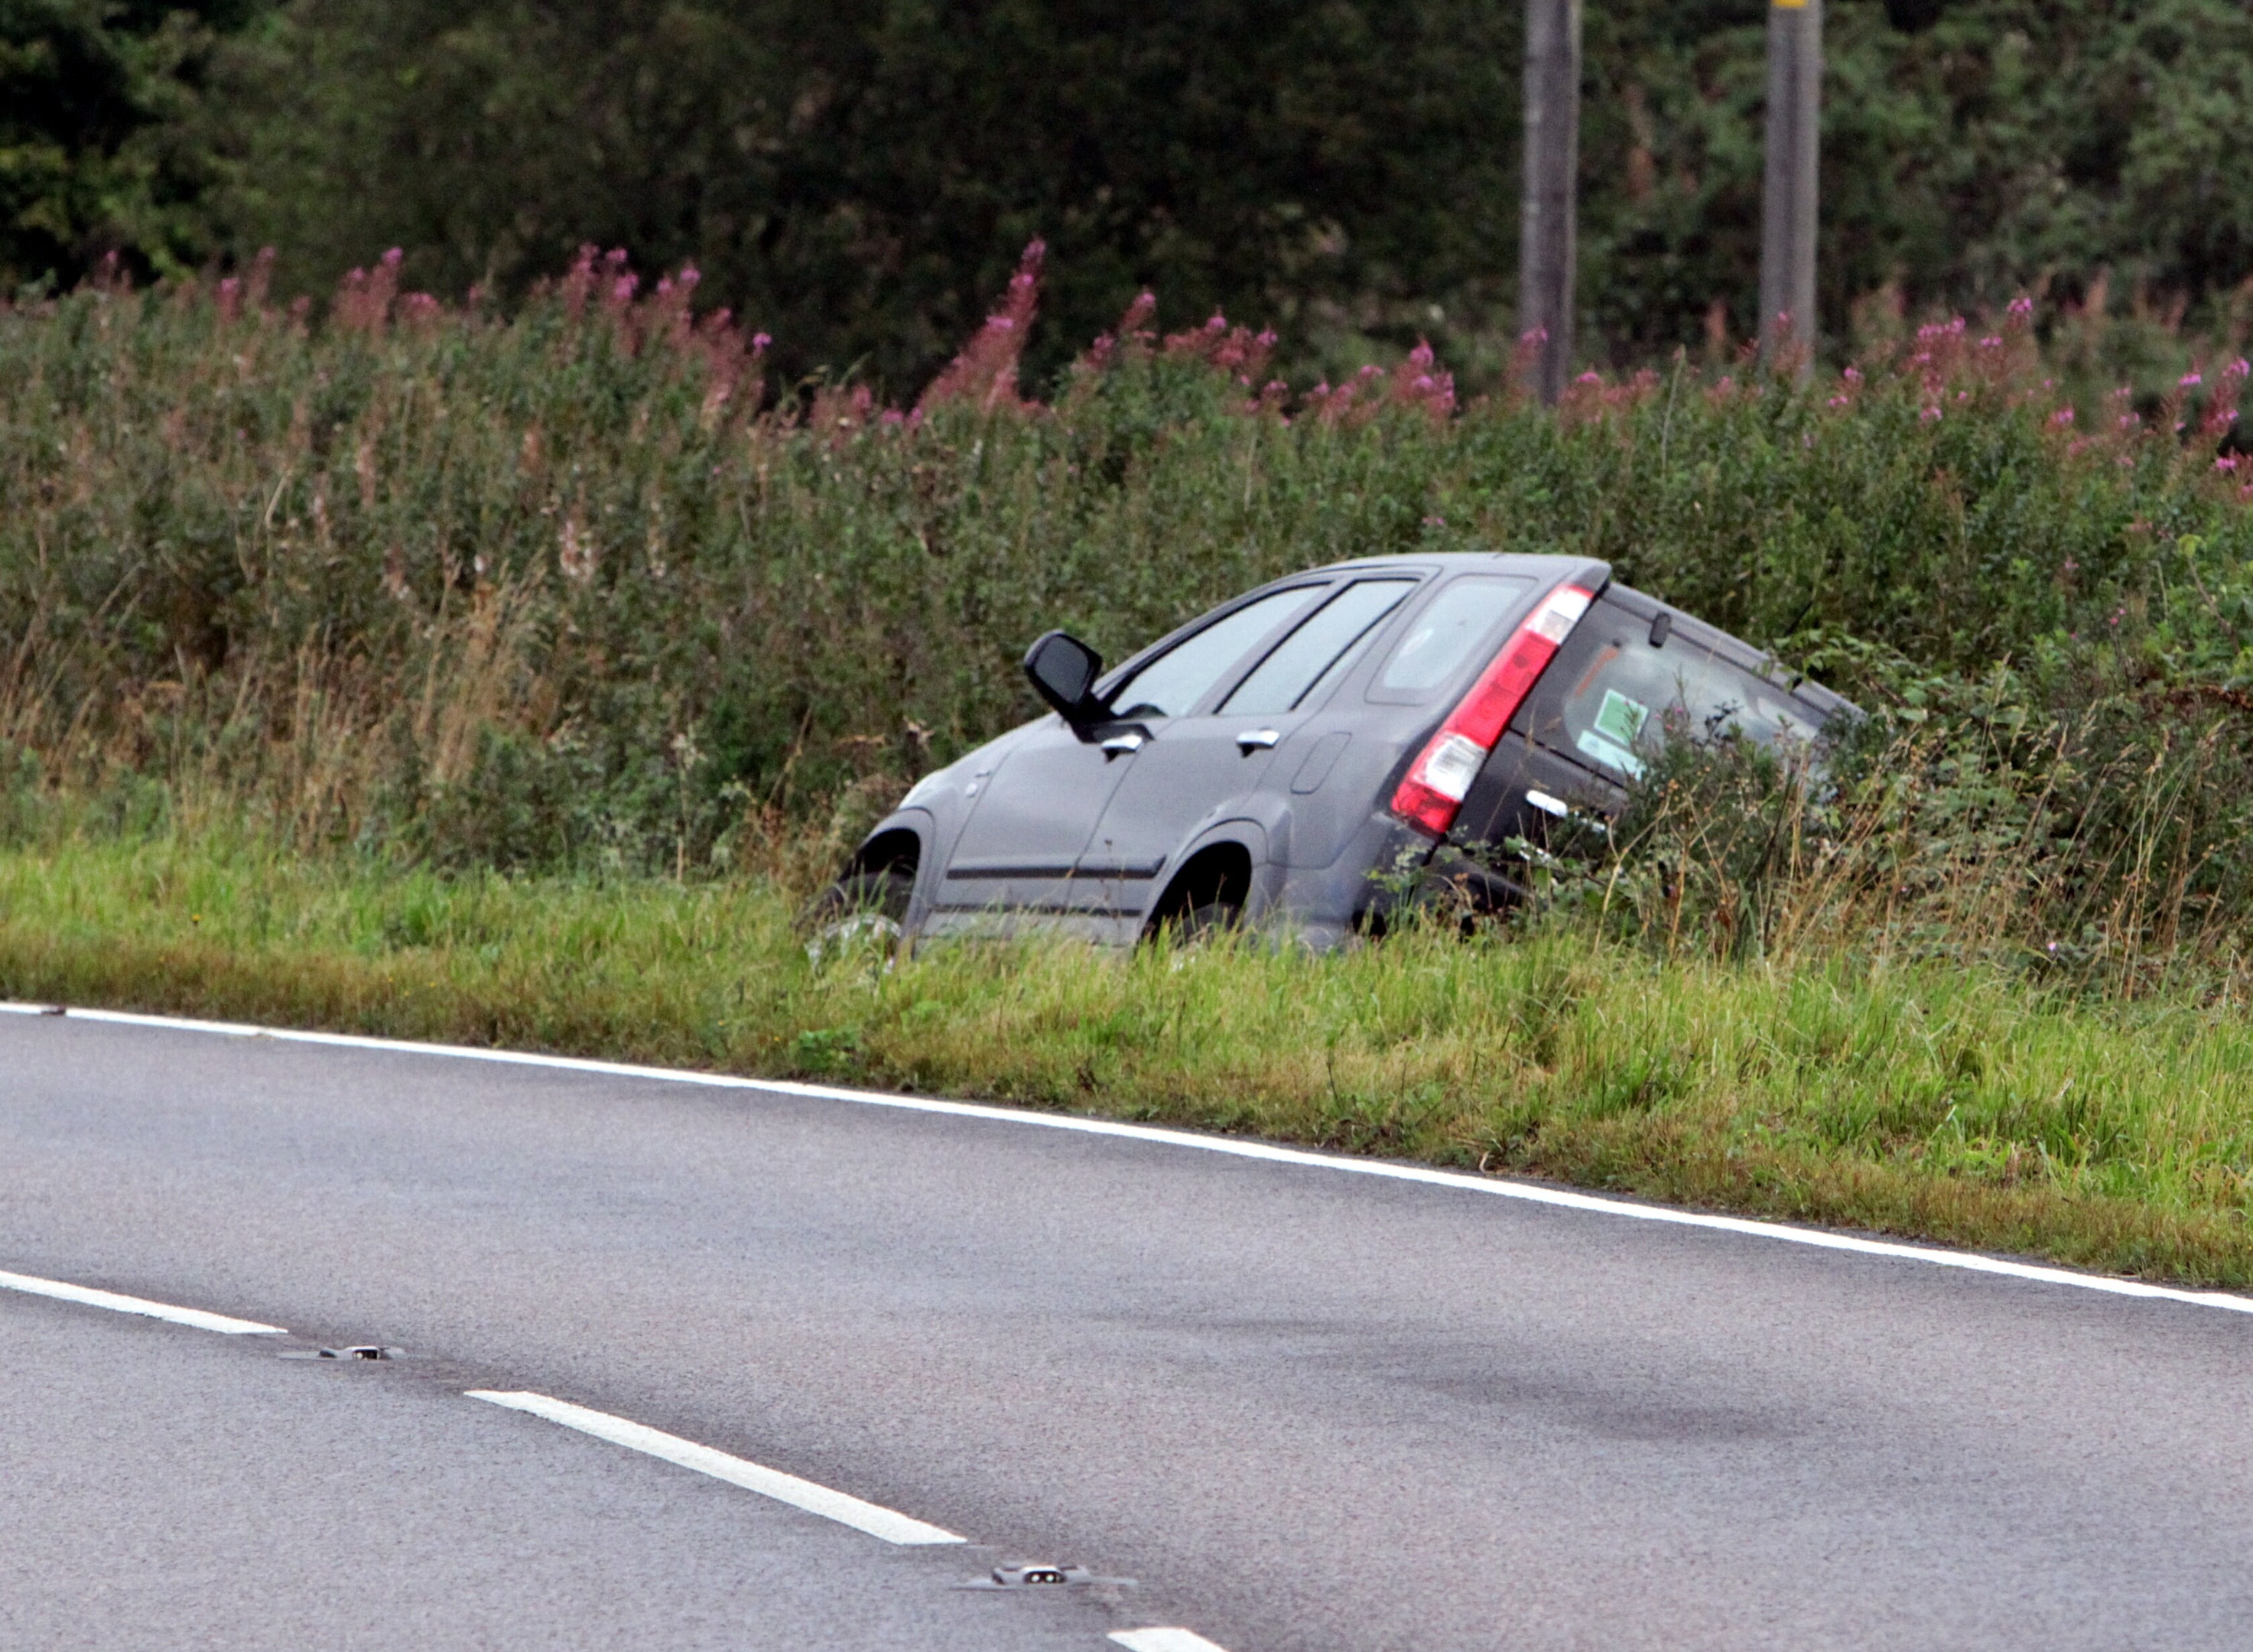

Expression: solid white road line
xmin=1110 ymin=1630 xmax=1234 ymax=1652
xmin=0 ymin=1267 xmax=285 ymax=1335
xmin=11 ymin=1000 xmax=2253 ymax=1319
xmin=466 ymin=1390 xmax=966 ymax=1545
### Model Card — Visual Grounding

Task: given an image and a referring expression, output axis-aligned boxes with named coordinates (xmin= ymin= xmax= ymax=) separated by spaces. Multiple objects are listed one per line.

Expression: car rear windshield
xmin=1534 ymin=606 xmax=1818 ymax=778
xmin=1367 ymin=575 xmax=1533 ymax=702
xmin=1221 ymin=579 xmax=1415 ymax=715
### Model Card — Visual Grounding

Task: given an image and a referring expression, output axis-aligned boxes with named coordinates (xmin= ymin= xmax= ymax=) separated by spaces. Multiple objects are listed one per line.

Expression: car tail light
xmin=1390 ymin=583 xmax=1595 ymax=837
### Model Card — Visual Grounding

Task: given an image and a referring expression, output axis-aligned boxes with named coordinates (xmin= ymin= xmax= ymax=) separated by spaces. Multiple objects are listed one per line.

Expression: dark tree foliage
xmin=206 ymin=0 xmax=1519 ymax=391
xmin=1578 ymin=0 xmax=2253 ymax=360
xmin=0 ymin=0 xmax=265 ymax=290
xmin=12 ymin=1 xmax=2253 ymax=385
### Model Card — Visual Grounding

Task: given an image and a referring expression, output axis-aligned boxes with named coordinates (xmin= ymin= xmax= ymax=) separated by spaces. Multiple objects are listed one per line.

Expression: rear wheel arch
xmin=1146 ymin=838 xmax=1257 ymax=937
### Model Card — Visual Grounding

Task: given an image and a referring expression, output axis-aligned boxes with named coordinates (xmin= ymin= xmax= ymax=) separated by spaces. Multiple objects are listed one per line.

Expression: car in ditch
xmin=811 ymin=552 xmax=1855 ymax=951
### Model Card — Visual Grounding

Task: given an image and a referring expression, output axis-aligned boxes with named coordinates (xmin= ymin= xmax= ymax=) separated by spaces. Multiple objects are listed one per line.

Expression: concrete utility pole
xmin=1757 ymin=0 xmax=1822 ymax=366
xmin=1520 ymin=0 xmax=1582 ymax=405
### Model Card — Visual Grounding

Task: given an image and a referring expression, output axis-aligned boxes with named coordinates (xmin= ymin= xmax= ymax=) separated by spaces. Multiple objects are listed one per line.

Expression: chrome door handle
xmin=1100 ymin=731 xmax=1146 ymax=757
xmin=1236 ymin=728 xmax=1281 ymax=752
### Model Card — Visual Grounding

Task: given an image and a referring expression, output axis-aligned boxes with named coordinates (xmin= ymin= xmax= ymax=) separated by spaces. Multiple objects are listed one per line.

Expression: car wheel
xmin=804 ymin=867 xmax=914 ymax=964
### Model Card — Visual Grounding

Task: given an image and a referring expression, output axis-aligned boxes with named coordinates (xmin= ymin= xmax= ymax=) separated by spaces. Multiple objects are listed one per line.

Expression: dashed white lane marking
xmin=11 ymin=1000 xmax=2253 ymax=1318
xmin=466 ymin=1390 xmax=966 ymax=1545
xmin=1110 ymin=1630 xmax=1234 ymax=1652
xmin=0 ymin=1267 xmax=285 ymax=1335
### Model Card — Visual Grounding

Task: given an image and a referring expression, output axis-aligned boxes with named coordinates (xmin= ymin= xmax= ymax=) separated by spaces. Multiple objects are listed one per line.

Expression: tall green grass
xmin=7 ymin=828 xmax=2253 ymax=1284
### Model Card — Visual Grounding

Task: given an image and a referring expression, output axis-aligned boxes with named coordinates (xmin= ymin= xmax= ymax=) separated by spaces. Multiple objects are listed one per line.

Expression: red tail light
xmin=1391 ymin=583 xmax=1594 ymax=837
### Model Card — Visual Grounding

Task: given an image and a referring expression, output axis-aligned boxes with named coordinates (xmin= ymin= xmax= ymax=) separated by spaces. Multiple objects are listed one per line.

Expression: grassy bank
xmin=9 ymin=829 xmax=2253 ymax=1287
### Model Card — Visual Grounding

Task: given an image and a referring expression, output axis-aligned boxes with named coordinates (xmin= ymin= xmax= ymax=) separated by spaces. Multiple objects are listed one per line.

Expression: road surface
xmin=5 ymin=1006 xmax=2251 ymax=1650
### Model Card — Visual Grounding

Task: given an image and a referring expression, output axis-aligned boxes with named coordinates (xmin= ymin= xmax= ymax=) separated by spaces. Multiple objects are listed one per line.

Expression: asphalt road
xmin=5 ymin=1008 xmax=2253 ymax=1651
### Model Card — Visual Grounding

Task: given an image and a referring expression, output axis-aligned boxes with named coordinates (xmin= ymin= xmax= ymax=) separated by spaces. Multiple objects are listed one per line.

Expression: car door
xmin=930 ymin=584 xmax=1325 ymax=930
xmin=1084 ymin=577 xmax=1419 ymax=922
xmin=926 ymin=719 xmax=1134 ymax=928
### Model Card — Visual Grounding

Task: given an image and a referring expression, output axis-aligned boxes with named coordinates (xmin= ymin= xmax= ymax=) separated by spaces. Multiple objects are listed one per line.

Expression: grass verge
xmin=6 ymin=830 xmax=2253 ymax=1286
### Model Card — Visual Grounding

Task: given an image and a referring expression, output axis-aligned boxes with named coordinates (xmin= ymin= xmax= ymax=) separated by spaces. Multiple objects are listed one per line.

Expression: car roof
xmin=1287 ymin=554 xmax=1856 ymax=719
xmin=1291 ymin=551 xmax=1604 ymax=580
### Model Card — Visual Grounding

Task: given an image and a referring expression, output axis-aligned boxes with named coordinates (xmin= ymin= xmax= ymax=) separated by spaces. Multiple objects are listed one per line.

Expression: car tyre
xmin=804 ymin=867 xmax=914 ymax=963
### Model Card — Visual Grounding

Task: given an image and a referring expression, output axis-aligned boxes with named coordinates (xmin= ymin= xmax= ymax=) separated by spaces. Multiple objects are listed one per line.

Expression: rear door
xmin=1083 ymin=578 xmax=1419 ymax=918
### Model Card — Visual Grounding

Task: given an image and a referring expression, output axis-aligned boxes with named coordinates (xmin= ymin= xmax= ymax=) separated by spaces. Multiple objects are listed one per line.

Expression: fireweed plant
xmin=5 ymin=242 xmax=2253 ymax=993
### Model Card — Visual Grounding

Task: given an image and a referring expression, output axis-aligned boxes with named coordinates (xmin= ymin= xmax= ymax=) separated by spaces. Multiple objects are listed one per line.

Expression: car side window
xmin=1106 ymin=587 xmax=1326 ymax=719
xmin=1367 ymin=575 xmax=1533 ymax=702
xmin=1220 ymin=580 xmax=1416 ymax=715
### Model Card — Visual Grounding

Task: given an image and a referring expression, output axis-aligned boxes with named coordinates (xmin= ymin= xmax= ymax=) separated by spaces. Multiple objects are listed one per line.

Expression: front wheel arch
xmin=849 ymin=825 xmax=923 ymax=881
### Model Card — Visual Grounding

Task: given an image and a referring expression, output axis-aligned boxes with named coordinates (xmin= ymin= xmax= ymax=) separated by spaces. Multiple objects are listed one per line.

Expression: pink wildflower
xmin=918 ymin=238 xmax=1045 ymax=415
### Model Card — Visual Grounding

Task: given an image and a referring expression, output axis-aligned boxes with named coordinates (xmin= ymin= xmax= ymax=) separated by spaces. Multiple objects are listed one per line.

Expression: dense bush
xmin=5 ymin=251 xmax=2253 ymax=987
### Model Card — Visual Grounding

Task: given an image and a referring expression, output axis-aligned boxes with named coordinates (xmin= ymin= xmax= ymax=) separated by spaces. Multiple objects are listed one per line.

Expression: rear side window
xmin=1107 ymin=585 xmax=1325 ymax=719
xmin=1220 ymin=579 xmax=1415 ymax=715
xmin=1537 ymin=607 xmax=1817 ymax=778
xmin=1367 ymin=575 xmax=1533 ymax=703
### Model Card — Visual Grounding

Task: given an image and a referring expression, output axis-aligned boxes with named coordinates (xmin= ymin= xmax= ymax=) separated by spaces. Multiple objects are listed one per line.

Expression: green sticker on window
xmin=1593 ymin=688 xmax=1650 ymax=746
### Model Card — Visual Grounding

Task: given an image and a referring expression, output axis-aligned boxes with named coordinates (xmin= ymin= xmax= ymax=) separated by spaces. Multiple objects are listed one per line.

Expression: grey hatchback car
xmin=817 ymin=553 xmax=1852 ymax=950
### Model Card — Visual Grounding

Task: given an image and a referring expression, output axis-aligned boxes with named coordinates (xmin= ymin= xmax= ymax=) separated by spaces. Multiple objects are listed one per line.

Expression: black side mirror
xmin=1022 ymin=630 xmax=1105 ymax=726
